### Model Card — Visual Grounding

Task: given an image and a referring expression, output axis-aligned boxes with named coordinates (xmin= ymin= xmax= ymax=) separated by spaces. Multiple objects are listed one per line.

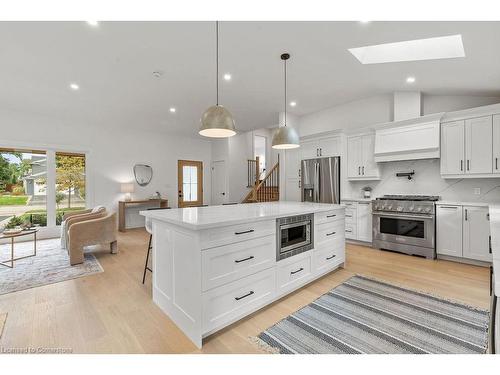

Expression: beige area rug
xmin=0 ymin=313 xmax=6 ymax=338
xmin=0 ymin=238 xmax=103 ymax=295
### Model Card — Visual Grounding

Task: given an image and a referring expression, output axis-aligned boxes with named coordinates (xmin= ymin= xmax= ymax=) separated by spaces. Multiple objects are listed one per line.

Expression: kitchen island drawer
xmin=201 ymin=235 xmax=275 ymax=291
xmin=314 ymin=239 xmax=345 ymax=275
xmin=315 ymin=209 xmax=345 ymax=224
xmin=315 ymin=220 xmax=345 ymax=247
xmin=277 ymin=253 xmax=313 ymax=296
xmin=345 ymin=223 xmax=357 ymax=239
xmin=200 ymin=219 xmax=275 ymax=249
xmin=202 ymin=268 xmax=275 ymax=333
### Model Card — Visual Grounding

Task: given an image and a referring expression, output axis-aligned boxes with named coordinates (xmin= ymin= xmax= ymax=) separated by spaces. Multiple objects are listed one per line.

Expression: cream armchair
xmin=62 ymin=209 xmax=118 ymax=266
xmin=61 ymin=207 xmax=106 ymax=250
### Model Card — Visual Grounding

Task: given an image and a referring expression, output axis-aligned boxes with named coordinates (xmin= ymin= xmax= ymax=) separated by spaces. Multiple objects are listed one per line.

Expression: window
xmin=55 ymin=152 xmax=86 ymax=225
xmin=0 ymin=147 xmax=87 ymax=232
xmin=0 ymin=148 xmax=48 ymax=228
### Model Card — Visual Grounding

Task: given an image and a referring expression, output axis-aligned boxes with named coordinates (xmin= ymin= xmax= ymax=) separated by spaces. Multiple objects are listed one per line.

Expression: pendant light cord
xmin=284 ymin=56 xmax=287 ymax=127
xmin=216 ymin=21 xmax=219 ymax=106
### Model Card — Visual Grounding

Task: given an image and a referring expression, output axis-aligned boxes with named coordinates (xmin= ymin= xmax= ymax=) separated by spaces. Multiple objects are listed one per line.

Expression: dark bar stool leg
xmin=142 ymin=234 xmax=153 ymax=284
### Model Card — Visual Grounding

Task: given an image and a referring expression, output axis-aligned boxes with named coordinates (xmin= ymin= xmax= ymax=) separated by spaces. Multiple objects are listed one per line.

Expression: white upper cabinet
xmin=318 ymin=136 xmax=341 ymax=157
xmin=347 ymin=133 xmax=380 ymax=180
xmin=300 ymin=139 xmax=319 ymax=160
xmin=441 ymin=115 xmax=496 ymax=178
xmin=465 ymin=116 xmax=492 ymax=174
xmin=300 ymin=136 xmax=341 ymax=160
xmin=441 ymin=120 xmax=465 ymax=176
xmin=492 ymin=114 xmax=500 ymax=174
xmin=463 ymin=206 xmax=492 ymax=262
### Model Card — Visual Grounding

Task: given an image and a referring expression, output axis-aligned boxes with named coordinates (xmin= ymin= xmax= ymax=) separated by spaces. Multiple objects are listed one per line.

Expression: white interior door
xmin=211 ymin=160 xmax=227 ymax=205
xmin=465 ymin=116 xmax=493 ymax=174
xmin=440 ymin=120 xmax=465 ymax=175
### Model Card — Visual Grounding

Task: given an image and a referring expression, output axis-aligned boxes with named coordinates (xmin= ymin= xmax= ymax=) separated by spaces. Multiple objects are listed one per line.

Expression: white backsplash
xmin=346 ymin=158 xmax=500 ymax=203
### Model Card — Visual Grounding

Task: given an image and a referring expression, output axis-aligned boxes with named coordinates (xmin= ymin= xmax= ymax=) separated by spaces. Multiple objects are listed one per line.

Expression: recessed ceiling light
xmin=359 ymin=21 xmax=371 ymax=24
xmin=223 ymin=73 xmax=231 ymax=81
xmin=406 ymin=76 xmax=416 ymax=84
xmin=87 ymin=21 xmax=99 ymax=27
xmin=289 ymin=101 xmax=297 ymax=107
xmin=69 ymin=83 xmax=80 ymax=90
xmin=169 ymin=107 xmax=176 ymax=113
xmin=348 ymin=34 xmax=465 ymax=64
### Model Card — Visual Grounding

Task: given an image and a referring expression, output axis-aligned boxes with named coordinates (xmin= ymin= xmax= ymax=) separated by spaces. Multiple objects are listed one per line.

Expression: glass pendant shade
xmin=272 ymin=125 xmax=300 ymax=149
xmin=199 ymin=104 xmax=236 ymax=138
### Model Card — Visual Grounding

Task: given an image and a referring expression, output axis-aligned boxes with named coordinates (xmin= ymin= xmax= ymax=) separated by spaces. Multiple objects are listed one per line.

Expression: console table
xmin=118 ymin=199 xmax=168 ymax=232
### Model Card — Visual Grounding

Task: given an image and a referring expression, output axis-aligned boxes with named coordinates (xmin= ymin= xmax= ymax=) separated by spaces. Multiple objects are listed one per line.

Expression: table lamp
xmin=121 ymin=183 xmax=134 ymax=201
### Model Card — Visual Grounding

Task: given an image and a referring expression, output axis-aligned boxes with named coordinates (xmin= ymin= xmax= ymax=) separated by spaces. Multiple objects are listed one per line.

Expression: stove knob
xmin=416 ymin=207 xmax=423 ymax=212
xmin=396 ymin=206 xmax=403 ymax=212
xmin=424 ymin=207 xmax=431 ymax=213
xmin=408 ymin=206 xmax=415 ymax=211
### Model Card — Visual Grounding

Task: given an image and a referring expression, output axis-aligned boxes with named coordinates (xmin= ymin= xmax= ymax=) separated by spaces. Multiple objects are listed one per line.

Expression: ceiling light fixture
xmin=223 ymin=73 xmax=231 ymax=81
xmin=290 ymin=101 xmax=297 ymax=107
xmin=69 ymin=83 xmax=80 ymax=90
xmin=86 ymin=21 xmax=99 ymax=27
xmin=199 ymin=21 xmax=236 ymax=138
xmin=348 ymin=34 xmax=465 ymax=64
xmin=272 ymin=53 xmax=300 ymax=150
xmin=169 ymin=107 xmax=176 ymax=113
xmin=406 ymin=76 xmax=416 ymax=84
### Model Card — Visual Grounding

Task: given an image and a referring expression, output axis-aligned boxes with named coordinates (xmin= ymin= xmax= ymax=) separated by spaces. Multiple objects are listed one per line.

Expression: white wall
xmin=0 ymin=108 xmax=212 ymax=228
xmin=297 ymin=94 xmax=500 ymax=203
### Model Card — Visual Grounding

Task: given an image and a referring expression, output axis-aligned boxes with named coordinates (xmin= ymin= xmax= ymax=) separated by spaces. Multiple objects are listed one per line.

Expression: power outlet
xmin=473 ymin=188 xmax=481 ymax=195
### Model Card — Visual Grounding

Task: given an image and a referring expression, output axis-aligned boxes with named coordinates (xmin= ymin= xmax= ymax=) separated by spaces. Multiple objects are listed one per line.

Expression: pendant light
xmin=199 ymin=21 xmax=236 ymax=138
xmin=272 ymin=53 xmax=299 ymax=149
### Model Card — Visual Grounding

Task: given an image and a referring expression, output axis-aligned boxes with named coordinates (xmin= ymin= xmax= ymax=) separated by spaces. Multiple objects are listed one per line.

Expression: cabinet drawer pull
xmin=326 ymin=214 xmax=337 ymax=218
xmin=358 ymin=166 xmax=361 ymax=175
xmin=362 ymin=166 xmax=365 ymax=175
xmin=465 ymin=209 xmax=468 ymax=221
xmin=439 ymin=206 xmax=458 ymax=209
xmin=345 ymin=229 xmax=352 ymax=233
xmin=489 ymin=235 xmax=492 ymax=254
xmin=234 ymin=229 xmax=254 ymax=235
xmin=235 ymin=290 xmax=254 ymax=301
xmin=496 ymin=157 xmax=498 ymax=170
xmin=326 ymin=254 xmax=336 ymax=260
xmin=460 ymin=160 xmax=463 ymax=171
xmin=290 ymin=267 xmax=304 ymax=275
xmin=326 ymin=231 xmax=336 ymax=236
xmin=467 ymin=159 xmax=470 ymax=171
xmin=345 ymin=214 xmax=353 ymax=217
xmin=235 ymin=255 xmax=255 ymax=263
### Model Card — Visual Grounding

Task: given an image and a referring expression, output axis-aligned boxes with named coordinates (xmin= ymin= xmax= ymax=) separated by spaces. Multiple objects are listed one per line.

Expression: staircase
xmin=242 ymin=157 xmax=280 ymax=203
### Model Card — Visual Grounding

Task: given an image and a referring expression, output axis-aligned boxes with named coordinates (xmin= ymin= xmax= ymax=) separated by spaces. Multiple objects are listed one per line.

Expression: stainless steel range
xmin=372 ymin=195 xmax=439 ymax=259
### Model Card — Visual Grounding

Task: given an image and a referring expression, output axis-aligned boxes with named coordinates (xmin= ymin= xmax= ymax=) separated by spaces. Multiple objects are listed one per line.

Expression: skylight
xmin=348 ymin=34 xmax=465 ymax=64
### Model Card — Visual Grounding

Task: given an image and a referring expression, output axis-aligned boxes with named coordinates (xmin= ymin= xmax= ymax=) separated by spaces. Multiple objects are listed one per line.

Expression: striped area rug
xmin=258 ymin=275 xmax=489 ymax=354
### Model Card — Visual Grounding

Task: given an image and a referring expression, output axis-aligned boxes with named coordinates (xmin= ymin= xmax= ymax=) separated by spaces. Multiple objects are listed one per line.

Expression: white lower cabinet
xmin=342 ymin=199 xmax=372 ymax=243
xmin=463 ymin=206 xmax=491 ymax=262
xmin=202 ymin=268 xmax=276 ymax=333
xmin=276 ymin=253 xmax=313 ymax=296
xmin=436 ymin=203 xmax=492 ymax=263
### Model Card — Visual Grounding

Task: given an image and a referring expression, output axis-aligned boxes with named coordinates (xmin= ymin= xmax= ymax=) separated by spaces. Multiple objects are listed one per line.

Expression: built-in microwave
xmin=276 ymin=214 xmax=314 ymax=261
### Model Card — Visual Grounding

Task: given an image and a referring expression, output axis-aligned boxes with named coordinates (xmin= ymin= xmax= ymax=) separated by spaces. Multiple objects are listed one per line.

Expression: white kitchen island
xmin=140 ymin=201 xmax=345 ymax=348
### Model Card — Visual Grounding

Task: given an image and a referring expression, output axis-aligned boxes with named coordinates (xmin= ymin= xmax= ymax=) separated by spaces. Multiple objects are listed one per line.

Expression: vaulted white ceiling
xmin=1 ymin=21 xmax=500 ymax=137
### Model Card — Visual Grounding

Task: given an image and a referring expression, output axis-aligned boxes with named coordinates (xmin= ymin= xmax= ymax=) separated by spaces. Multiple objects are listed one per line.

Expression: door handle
xmin=290 ymin=267 xmax=304 ymax=275
xmin=235 ymin=255 xmax=255 ymax=263
xmin=489 ymin=235 xmax=492 ymax=254
xmin=467 ymin=159 xmax=470 ymax=171
xmin=320 ymin=148 xmax=322 ymax=156
xmin=235 ymin=291 xmax=254 ymax=301
xmin=496 ymin=157 xmax=498 ymax=170
xmin=465 ymin=209 xmax=468 ymax=221
xmin=316 ymin=148 xmax=319 ymax=157
xmin=358 ymin=166 xmax=361 ymax=175
xmin=460 ymin=160 xmax=463 ymax=171
xmin=221 ymin=192 xmax=225 ymax=195
xmin=362 ymin=166 xmax=365 ymax=175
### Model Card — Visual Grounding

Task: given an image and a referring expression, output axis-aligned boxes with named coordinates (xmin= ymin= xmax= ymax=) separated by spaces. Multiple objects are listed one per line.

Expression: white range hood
xmin=374 ymin=92 xmax=444 ymax=162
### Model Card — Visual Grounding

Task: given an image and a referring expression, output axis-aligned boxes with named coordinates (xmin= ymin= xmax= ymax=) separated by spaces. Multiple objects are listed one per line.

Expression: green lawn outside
xmin=0 ymin=195 xmax=29 ymax=205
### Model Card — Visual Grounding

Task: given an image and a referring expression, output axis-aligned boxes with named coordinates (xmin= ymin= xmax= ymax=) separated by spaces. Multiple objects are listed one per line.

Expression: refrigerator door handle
xmin=315 ymin=162 xmax=320 ymax=202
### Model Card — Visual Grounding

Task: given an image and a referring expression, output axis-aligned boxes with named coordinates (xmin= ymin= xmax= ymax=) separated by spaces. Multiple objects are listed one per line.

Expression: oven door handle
xmin=280 ymin=221 xmax=311 ymax=230
xmin=372 ymin=212 xmax=434 ymax=220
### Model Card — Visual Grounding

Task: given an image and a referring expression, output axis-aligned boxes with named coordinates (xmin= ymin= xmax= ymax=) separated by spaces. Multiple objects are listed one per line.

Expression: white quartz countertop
xmin=341 ymin=197 xmax=373 ymax=202
xmin=489 ymin=205 xmax=500 ymax=297
xmin=140 ymin=201 xmax=344 ymax=230
xmin=436 ymin=201 xmax=491 ymax=207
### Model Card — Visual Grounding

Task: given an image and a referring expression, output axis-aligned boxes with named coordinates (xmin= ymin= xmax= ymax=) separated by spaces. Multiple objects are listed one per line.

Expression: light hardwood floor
xmin=0 ymin=229 xmax=490 ymax=353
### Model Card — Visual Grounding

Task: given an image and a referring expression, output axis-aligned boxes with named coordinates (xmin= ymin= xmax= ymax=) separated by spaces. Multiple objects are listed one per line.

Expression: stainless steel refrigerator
xmin=301 ymin=156 xmax=340 ymax=204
